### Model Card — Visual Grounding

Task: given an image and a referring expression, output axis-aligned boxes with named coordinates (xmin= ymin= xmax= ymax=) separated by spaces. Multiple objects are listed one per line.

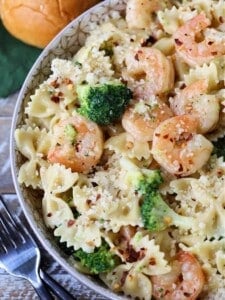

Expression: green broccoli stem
xmin=141 ymin=191 xmax=195 ymax=232
xmin=121 ymin=157 xmax=195 ymax=232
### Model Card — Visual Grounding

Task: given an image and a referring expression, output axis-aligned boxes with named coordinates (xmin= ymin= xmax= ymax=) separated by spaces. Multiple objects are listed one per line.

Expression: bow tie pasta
xmin=15 ymin=0 xmax=225 ymax=299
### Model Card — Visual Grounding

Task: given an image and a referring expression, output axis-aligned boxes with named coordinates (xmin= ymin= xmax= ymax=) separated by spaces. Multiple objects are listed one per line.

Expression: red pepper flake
xmin=139 ymin=248 xmax=146 ymax=260
xmin=58 ymin=91 xmax=64 ymax=97
xmin=134 ymin=53 xmax=140 ymax=61
xmin=180 ymin=83 xmax=186 ymax=89
xmin=174 ymin=38 xmax=183 ymax=46
xmin=47 ymin=213 xmax=52 ymax=217
xmin=75 ymin=142 xmax=81 ymax=152
xmin=163 ymin=134 xmax=169 ymax=139
xmin=188 ymin=159 xmax=193 ymax=165
xmin=217 ymin=169 xmax=223 ymax=177
xmin=141 ymin=36 xmax=156 ymax=46
xmin=121 ymin=78 xmax=128 ymax=85
xmin=50 ymin=95 xmax=60 ymax=103
xmin=118 ymin=249 xmax=124 ymax=255
xmin=184 ymin=292 xmax=192 ymax=297
xmin=219 ymin=16 xmax=224 ymax=23
xmin=120 ymin=271 xmax=129 ymax=286
xmin=96 ymin=194 xmax=101 ymax=200
xmin=208 ymin=41 xmax=214 ymax=45
xmin=67 ymin=219 xmax=75 ymax=227
xmin=211 ymin=51 xmax=218 ymax=55
xmin=50 ymin=91 xmax=64 ymax=103
xmin=50 ymin=79 xmax=60 ymax=88
xmin=149 ymin=257 xmax=156 ymax=265
xmin=124 ymin=245 xmax=146 ymax=263
xmin=178 ymin=164 xmax=183 ymax=172
xmin=103 ymin=164 xmax=109 ymax=170
xmin=86 ymin=199 xmax=92 ymax=206
xmin=155 ymin=133 xmax=161 ymax=137
xmin=63 ymin=78 xmax=73 ymax=85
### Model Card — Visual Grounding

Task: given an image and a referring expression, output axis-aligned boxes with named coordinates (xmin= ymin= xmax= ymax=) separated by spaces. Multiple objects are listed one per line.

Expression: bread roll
xmin=0 ymin=0 xmax=100 ymax=48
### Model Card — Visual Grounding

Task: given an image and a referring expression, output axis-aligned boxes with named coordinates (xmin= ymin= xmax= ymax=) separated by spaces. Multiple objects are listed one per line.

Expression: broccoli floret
xmin=73 ymin=242 xmax=117 ymax=274
xmin=76 ymin=82 xmax=132 ymax=125
xmin=136 ymin=169 xmax=163 ymax=194
xmin=141 ymin=190 xmax=195 ymax=231
xmin=121 ymin=158 xmax=194 ymax=232
xmin=121 ymin=157 xmax=163 ymax=194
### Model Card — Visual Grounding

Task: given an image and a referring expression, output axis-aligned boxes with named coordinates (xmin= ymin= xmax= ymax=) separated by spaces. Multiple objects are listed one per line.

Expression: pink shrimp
xmin=151 ymin=251 xmax=205 ymax=300
xmin=152 ymin=115 xmax=213 ymax=176
xmin=126 ymin=0 xmax=161 ymax=29
xmin=122 ymin=98 xmax=173 ymax=142
xmin=48 ymin=115 xmax=103 ymax=173
xmin=170 ymin=79 xmax=220 ymax=133
xmin=123 ymin=47 xmax=175 ymax=99
xmin=173 ymin=13 xmax=225 ymax=66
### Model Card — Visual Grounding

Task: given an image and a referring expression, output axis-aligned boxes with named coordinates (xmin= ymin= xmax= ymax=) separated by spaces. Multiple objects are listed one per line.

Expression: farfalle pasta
xmin=158 ymin=6 xmax=198 ymax=34
xmin=54 ymin=215 xmax=102 ymax=252
xmin=40 ymin=164 xmax=78 ymax=194
xmin=105 ymin=132 xmax=152 ymax=160
xmin=42 ymin=195 xmax=74 ymax=229
xmin=15 ymin=0 xmax=225 ymax=299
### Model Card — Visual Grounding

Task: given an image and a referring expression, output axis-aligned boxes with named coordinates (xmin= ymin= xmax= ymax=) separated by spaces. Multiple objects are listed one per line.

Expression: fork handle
xmin=31 ymin=277 xmax=54 ymax=300
xmin=40 ymin=269 xmax=75 ymax=300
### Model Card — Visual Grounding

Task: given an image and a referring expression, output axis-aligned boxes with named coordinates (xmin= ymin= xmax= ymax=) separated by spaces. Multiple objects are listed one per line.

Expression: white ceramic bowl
xmin=10 ymin=1 xmax=127 ymax=299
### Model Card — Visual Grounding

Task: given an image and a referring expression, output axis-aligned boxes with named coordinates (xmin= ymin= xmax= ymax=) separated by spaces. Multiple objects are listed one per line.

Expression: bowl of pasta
xmin=10 ymin=0 xmax=225 ymax=299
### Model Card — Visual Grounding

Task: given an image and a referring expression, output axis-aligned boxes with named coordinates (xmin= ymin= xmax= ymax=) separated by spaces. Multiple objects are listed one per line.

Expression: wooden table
xmin=0 ymin=93 xmax=106 ymax=300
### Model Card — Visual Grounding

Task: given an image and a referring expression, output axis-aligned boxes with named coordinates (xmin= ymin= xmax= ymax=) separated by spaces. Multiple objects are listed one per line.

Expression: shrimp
xmin=173 ymin=13 xmax=225 ymax=66
xmin=123 ymin=47 xmax=174 ymax=98
xmin=151 ymin=251 xmax=205 ymax=300
xmin=47 ymin=115 xmax=103 ymax=173
xmin=170 ymin=79 xmax=220 ymax=133
xmin=152 ymin=115 xmax=213 ymax=176
xmin=126 ymin=0 xmax=161 ymax=29
xmin=122 ymin=98 xmax=173 ymax=142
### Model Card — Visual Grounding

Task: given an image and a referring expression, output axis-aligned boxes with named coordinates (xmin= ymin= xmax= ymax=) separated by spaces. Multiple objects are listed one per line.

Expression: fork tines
xmin=0 ymin=196 xmax=27 ymax=252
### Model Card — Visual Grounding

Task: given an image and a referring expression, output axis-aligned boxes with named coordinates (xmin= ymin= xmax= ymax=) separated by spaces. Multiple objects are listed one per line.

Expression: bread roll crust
xmin=0 ymin=0 xmax=100 ymax=48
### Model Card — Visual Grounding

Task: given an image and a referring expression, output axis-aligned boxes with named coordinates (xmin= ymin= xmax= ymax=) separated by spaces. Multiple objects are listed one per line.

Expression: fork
xmin=0 ymin=196 xmax=75 ymax=300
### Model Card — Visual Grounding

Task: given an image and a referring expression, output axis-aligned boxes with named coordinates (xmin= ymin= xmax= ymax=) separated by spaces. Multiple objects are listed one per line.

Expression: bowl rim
xmin=10 ymin=1 xmax=126 ymax=299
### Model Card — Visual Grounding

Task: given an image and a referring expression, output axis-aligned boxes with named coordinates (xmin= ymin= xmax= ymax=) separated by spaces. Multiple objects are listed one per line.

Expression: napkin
xmin=0 ymin=22 xmax=41 ymax=98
